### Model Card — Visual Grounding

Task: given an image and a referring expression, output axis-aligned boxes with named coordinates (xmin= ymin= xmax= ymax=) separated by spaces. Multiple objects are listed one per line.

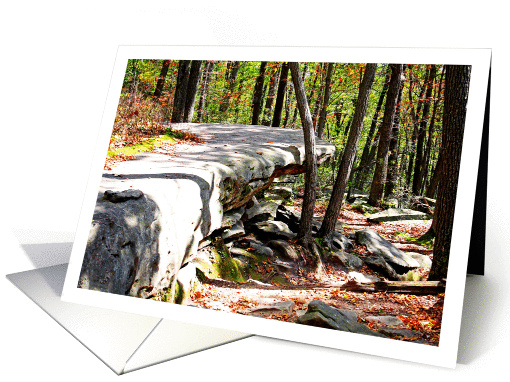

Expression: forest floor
xmin=190 ymin=202 xmax=443 ymax=345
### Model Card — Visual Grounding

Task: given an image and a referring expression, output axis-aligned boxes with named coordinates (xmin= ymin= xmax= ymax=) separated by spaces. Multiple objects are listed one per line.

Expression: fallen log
xmin=332 ymin=279 xmax=446 ymax=294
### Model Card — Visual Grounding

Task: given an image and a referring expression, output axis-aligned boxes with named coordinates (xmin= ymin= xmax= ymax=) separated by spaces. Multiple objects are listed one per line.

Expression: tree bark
xmin=289 ymin=62 xmax=317 ymax=247
xmin=354 ymin=65 xmax=391 ymax=190
xmin=128 ymin=59 xmax=141 ymax=107
xmin=271 ymin=62 xmax=290 ymax=127
xmin=183 ymin=60 xmax=202 ymax=122
xmin=384 ymin=81 xmax=404 ymax=197
xmin=317 ymin=63 xmax=335 ymax=139
xmin=195 ymin=61 xmax=213 ymax=123
xmin=318 ymin=63 xmax=377 ymax=241
xmin=153 ymin=60 xmax=171 ymax=100
xmin=171 ymin=60 xmax=191 ymax=122
xmin=218 ymin=61 xmax=241 ymax=114
xmin=428 ymin=65 xmax=470 ymax=281
xmin=251 ymin=61 xmax=267 ymax=125
xmin=368 ymin=64 xmax=403 ymax=206
xmin=412 ymin=65 xmax=436 ymax=195
xmin=262 ymin=63 xmax=280 ymax=126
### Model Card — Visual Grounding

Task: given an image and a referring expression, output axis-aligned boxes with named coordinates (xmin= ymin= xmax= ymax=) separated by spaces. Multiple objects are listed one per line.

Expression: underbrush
xmin=104 ymin=94 xmax=203 ymax=169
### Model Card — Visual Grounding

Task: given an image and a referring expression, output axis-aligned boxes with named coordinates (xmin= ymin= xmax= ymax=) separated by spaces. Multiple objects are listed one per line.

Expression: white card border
xmin=62 ymin=45 xmax=491 ymax=368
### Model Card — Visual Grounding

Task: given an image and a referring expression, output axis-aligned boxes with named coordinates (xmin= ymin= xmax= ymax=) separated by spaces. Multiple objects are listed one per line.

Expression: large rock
xmin=297 ymin=300 xmax=386 ymax=337
xmin=275 ymin=204 xmax=301 ymax=233
xmin=367 ymin=208 xmax=431 ymax=223
xmin=268 ymin=240 xmax=301 ymax=262
xmin=78 ymin=190 xmax=161 ymax=297
xmin=250 ymin=221 xmax=296 ymax=240
xmin=328 ymin=251 xmax=364 ymax=270
xmin=355 ymin=229 xmax=420 ymax=272
xmin=81 ymin=123 xmax=335 ymax=300
xmin=244 ymin=201 xmax=279 ymax=223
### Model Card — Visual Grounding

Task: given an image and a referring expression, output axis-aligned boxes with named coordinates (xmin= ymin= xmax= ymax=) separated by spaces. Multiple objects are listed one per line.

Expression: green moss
xmin=107 ymin=131 xmax=176 ymax=158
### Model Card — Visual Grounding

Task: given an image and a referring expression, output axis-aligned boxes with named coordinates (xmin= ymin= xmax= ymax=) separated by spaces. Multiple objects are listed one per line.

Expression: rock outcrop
xmin=78 ymin=123 xmax=335 ymax=298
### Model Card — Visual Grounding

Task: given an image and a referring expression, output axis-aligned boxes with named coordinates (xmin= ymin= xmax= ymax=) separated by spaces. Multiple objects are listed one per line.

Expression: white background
xmin=1 ymin=1 xmax=508 ymax=380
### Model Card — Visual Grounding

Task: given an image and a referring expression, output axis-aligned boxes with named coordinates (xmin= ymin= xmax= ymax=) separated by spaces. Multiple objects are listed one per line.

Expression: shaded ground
xmin=189 ymin=203 xmax=443 ymax=345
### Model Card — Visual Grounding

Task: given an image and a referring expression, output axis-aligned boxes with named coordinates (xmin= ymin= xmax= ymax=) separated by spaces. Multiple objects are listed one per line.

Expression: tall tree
xmin=153 ymin=60 xmax=171 ymax=99
xmin=271 ymin=62 xmax=290 ymax=127
xmin=183 ymin=60 xmax=203 ymax=122
xmin=384 ymin=82 xmax=404 ymax=197
xmin=428 ymin=65 xmax=470 ymax=281
xmin=354 ymin=65 xmax=391 ymax=189
xmin=128 ymin=59 xmax=142 ymax=107
xmin=289 ymin=62 xmax=317 ymax=247
xmin=318 ymin=63 xmax=377 ymax=242
xmin=218 ymin=61 xmax=241 ymax=114
xmin=317 ymin=62 xmax=335 ymax=139
xmin=195 ymin=61 xmax=213 ymax=123
xmin=171 ymin=60 xmax=191 ymax=122
xmin=251 ymin=61 xmax=267 ymax=125
xmin=412 ymin=65 xmax=436 ymax=195
xmin=368 ymin=64 xmax=403 ymax=206
xmin=262 ymin=63 xmax=281 ymax=125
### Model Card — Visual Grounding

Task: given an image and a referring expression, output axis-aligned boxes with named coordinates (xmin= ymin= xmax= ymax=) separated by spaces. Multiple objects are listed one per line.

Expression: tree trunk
xmin=368 ymin=64 xmax=403 ymax=206
xmin=251 ymin=61 xmax=267 ymax=125
xmin=318 ymin=63 xmax=377 ymax=241
xmin=405 ymin=67 xmax=427 ymax=188
xmin=317 ymin=63 xmax=335 ymax=139
xmin=420 ymin=66 xmax=445 ymax=195
xmin=384 ymin=82 xmax=404 ymax=197
xmin=354 ymin=65 xmax=391 ymax=189
xmin=218 ymin=61 xmax=241 ymax=114
xmin=153 ymin=60 xmax=171 ymax=100
xmin=289 ymin=62 xmax=317 ymax=247
xmin=429 ymin=65 xmax=470 ymax=281
xmin=128 ymin=59 xmax=141 ymax=107
xmin=271 ymin=62 xmax=290 ymax=127
xmin=195 ymin=61 xmax=213 ymax=123
xmin=183 ymin=60 xmax=202 ymax=122
xmin=262 ymin=63 xmax=280 ymax=126
xmin=171 ymin=60 xmax=191 ymax=122
xmin=412 ymin=65 xmax=436 ymax=195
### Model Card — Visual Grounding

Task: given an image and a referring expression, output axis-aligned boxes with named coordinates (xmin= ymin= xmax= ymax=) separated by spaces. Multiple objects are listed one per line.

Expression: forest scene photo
xmin=78 ymin=57 xmax=471 ymax=347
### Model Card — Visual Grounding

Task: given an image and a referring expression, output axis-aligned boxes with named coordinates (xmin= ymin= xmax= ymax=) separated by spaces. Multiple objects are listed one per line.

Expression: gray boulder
xmin=221 ymin=206 xmax=245 ymax=228
xmin=275 ymin=204 xmax=301 ymax=233
xmin=244 ymin=300 xmax=295 ymax=315
xmin=367 ymin=208 xmax=431 ymax=223
xmin=244 ymin=201 xmax=279 ymax=223
xmin=361 ymin=254 xmax=400 ymax=280
xmin=233 ymin=238 xmax=274 ymax=258
xmin=355 ymin=229 xmax=420 ymax=272
xmin=328 ymin=251 xmax=364 ymax=270
xmin=250 ymin=221 xmax=296 ymax=240
xmin=297 ymin=300 xmax=386 ymax=338
xmin=78 ymin=190 xmax=161 ymax=297
xmin=221 ymin=220 xmax=245 ymax=240
xmin=268 ymin=240 xmax=301 ymax=262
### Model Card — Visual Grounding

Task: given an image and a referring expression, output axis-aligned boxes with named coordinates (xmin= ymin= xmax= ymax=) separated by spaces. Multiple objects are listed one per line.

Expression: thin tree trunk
xmin=420 ymin=66 xmax=444 ymax=195
xmin=262 ymin=63 xmax=280 ymax=126
xmin=318 ymin=63 xmax=377 ymax=241
xmin=368 ymin=64 xmax=403 ymax=206
xmin=384 ymin=82 xmax=404 ymax=197
xmin=153 ymin=60 xmax=171 ymax=100
xmin=218 ymin=61 xmax=241 ymax=114
xmin=251 ymin=61 xmax=267 ymax=125
xmin=354 ymin=65 xmax=391 ymax=189
xmin=183 ymin=60 xmax=202 ymax=122
xmin=317 ymin=63 xmax=335 ymax=139
xmin=412 ymin=65 xmax=436 ymax=195
xmin=128 ymin=59 xmax=141 ymax=107
xmin=429 ymin=65 xmax=470 ymax=281
xmin=289 ymin=62 xmax=317 ymax=247
xmin=272 ymin=62 xmax=290 ymax=127
xmin=195 ymin=61 xmax=213 ymax=123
